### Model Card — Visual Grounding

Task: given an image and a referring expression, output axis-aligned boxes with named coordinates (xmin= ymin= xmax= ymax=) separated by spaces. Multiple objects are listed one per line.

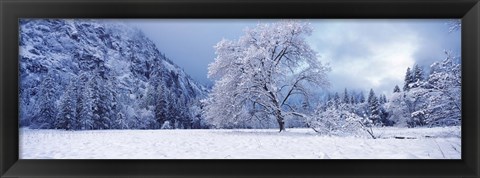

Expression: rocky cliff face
xmin=19 ymin=19 xmax=208 ymax=130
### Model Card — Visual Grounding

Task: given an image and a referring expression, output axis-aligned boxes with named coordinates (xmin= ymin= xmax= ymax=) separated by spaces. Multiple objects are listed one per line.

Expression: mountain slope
xmin=19 ymin=19 xmax=208 ymax=130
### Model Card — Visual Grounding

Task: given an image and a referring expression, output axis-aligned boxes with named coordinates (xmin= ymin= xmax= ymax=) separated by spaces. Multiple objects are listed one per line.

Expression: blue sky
xmin=127 ymin=19 xmax=460 ymax=96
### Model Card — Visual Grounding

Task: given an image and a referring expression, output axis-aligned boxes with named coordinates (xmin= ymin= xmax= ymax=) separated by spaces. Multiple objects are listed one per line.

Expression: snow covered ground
xmin=19 ymin=126 xmax=461 ymax=159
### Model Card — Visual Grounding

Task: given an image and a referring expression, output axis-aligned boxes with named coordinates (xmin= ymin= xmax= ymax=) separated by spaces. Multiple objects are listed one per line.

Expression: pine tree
xmin=326 ymin=94 xmax=333 ymax=107
xmin=89 ymin=70 xmax=116 ymax=130
xmin=403 ymin=67 xmax=413 ymax=91
xmin=358 ymin=91 xmax=365 ymax=103
xmin=89 ymin=75 xmax=103 ymax=129
xmin=166 ymin=92 xmax=178 ymax=128
xmin=154 ymin=83 xmax=168 ymax=129
xmin=116 ymin=112 xmax=128 ymax=129
xmin=393 ymin=85 xmax=401 ymax=93
xmin=56 ymin=80 xmax=77 ymax=130
xmin=378 ymin=94 xmax=387 ymax=104
xmin=343 ymin=88 xmax=349 ymax=104
xmin=176 ymin=94 xmax=190 ymax=129
xmin=367 ymin=89 xmax=375 ymax=105
xmin=141 ymin=83 xmax=157 ymax=110
xmin=77 ymin=73 xmax=94 ymax=130
xmin=379 ymin=95 xmax=382 ymax=104
xmin=333 ymin=92 xmax=341 ymax=107
xmin=32 ymin=72 xmax=58 ymax=129
xmin=412 ymin=64 xmax=424 ymax=83
xmin=370 ymin=99 xmax=382 ymax=125
xmin=367 ymin=89 xmax=382 ymax=125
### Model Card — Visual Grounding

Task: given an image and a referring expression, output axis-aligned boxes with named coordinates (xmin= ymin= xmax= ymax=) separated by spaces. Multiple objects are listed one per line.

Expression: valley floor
xmin=20 ymin=126 xmax=461 ymax=159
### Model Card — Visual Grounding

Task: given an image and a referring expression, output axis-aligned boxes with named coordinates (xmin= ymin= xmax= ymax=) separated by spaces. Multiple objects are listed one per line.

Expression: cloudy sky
xmin=127 ymin=19 xmax=460 ymax=96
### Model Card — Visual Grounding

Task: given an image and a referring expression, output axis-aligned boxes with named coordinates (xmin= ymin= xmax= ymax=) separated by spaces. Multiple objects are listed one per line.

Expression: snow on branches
xmin=386 ymin=51 xmax=461 ymax=127
xmin=205 ymin=20 xmax=330 ymax=132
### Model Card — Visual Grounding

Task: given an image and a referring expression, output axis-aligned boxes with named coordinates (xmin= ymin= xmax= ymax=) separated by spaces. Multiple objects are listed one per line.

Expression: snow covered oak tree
xmin=205 ymin=20 xmax=330 ymax=132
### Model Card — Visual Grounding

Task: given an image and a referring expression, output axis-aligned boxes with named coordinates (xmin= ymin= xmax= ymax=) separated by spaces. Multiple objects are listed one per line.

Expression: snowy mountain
xmin=19 ymin=19 xmax=208 ymax=130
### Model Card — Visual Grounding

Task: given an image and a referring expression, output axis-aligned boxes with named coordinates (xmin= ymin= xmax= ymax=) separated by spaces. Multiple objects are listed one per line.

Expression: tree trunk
xmin=278 ymin=120 xmax=285 ymax=132
xmin=275 ymin=110 xmax=286 ymax=132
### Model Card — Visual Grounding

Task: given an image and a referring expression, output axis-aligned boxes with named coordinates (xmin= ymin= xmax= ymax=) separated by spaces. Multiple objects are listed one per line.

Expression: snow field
xmin=20 ymin=127 xmax=460 ymax=159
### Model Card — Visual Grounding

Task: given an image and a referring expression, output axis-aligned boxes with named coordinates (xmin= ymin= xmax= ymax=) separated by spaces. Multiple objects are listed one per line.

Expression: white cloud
xmin=308 ymin=20 xmax=420 ymax=95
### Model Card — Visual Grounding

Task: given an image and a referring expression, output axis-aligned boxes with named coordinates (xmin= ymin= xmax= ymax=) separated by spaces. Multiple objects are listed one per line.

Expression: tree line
xmin=23 ymin=56 xmax=204 ymax=130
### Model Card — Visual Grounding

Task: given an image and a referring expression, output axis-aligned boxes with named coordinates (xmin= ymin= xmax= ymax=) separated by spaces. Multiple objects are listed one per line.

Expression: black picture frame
xmin=1 ymin=0 xmax=479 ymax=177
